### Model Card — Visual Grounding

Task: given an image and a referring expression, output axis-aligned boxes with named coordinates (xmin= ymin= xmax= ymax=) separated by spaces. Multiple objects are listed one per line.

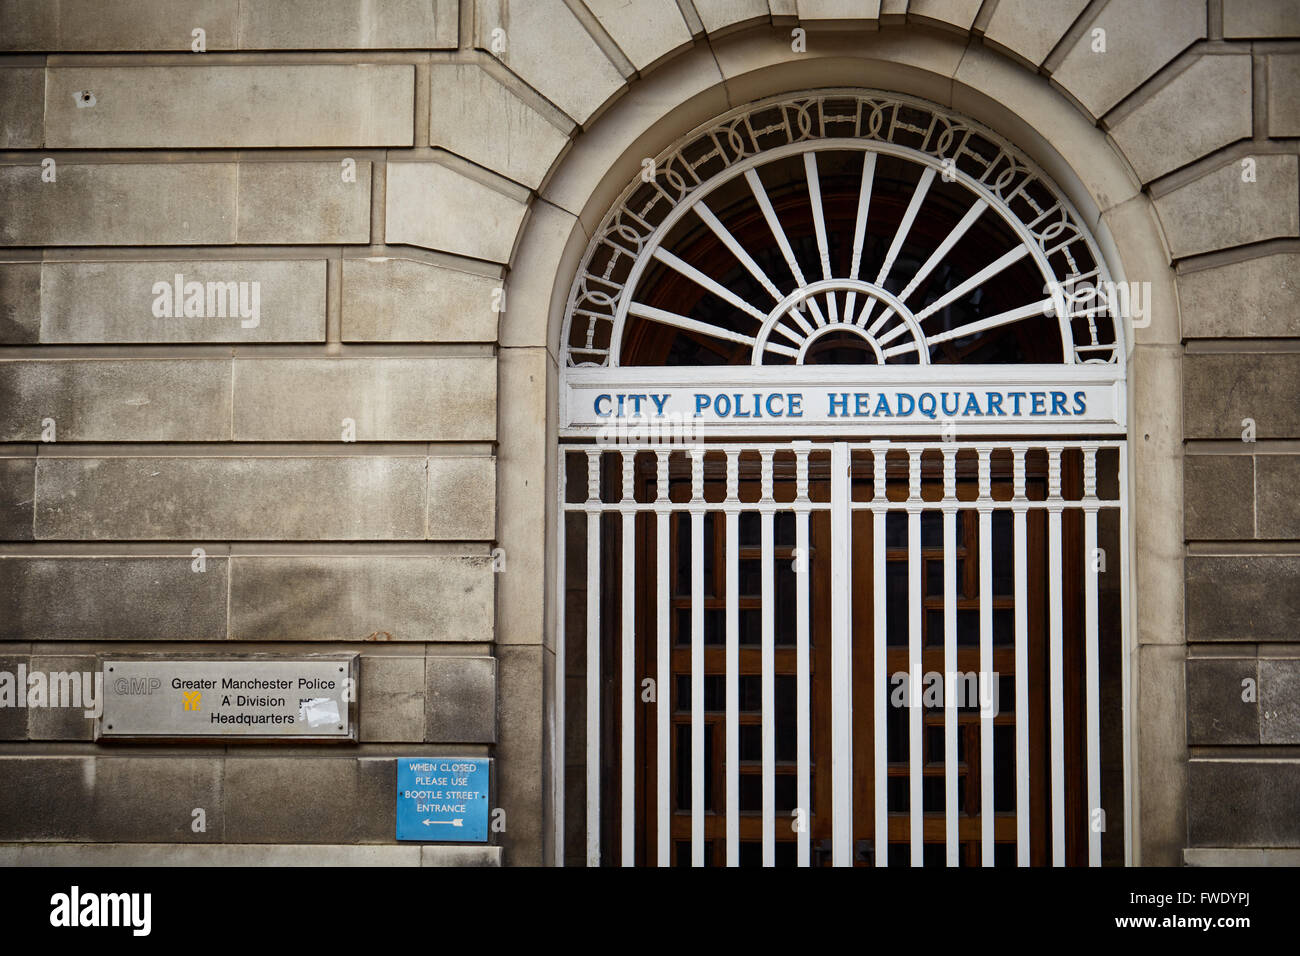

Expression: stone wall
xmin=0 ymin=0 xmax=1297 ymax=865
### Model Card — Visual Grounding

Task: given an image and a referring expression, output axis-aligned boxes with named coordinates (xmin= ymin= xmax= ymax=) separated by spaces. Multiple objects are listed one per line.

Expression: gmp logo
xmin=113 ymin=677 xmax=161 ymax=695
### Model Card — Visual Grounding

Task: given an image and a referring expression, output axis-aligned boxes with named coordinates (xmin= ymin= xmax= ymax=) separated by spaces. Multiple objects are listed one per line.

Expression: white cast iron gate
xmin=559 ymin=439 xmax=1130 ymax=867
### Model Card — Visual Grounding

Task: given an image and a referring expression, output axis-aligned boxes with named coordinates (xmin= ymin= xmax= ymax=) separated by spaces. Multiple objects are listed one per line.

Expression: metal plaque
xmin=98 ymin=656 xmax=357 ymax=740
xmin=396 ymin=757 xmax=490 ymax=842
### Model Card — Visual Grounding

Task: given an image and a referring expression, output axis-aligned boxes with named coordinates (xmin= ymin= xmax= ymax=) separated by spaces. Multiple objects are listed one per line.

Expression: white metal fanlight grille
xmin=561 ymin=91 xmax=1123 ymax=369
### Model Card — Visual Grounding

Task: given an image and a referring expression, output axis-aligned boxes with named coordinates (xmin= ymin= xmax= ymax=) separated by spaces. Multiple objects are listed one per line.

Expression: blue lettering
xmin=941 ymin=392 xmax=960 ymax=416
xmin=766 ymin=393 xmax=784 ymax=417
xmin=594 ymin=394 xmax=613 ymax=418
xmin=963 ymin=392 xmax=983 ymax=415
xmin=1072 ymin=391 xmax=1087 ymax=415
xmin=986 ymin=392 xmax=1005 ymax=416
xmin=855 ymin=393 xmax=871 ymax=416
xmin=1009 ymin=392 xmax=1027 ymax=415
xmin=828 ymin=393 xmax=848 ymax=417
xmin=788 ymin=394 xmax=803 ymax=417
xmin=649 ymin=393 xmax=669 ymax=415
xmin=716 ymin=394 xmax=732 ymax=417
xmin=694 ymin=394 xmax=711 ymax=417
xmin=1031 ymin=392 xmax=1046 ymax=415
xmin=874 ymin=394 xmax=892 ymax=416
xmin=1050 ymin=391 xmax=1067 ymax=415
xmin=896 ymin=393 xmax=915 ymax=416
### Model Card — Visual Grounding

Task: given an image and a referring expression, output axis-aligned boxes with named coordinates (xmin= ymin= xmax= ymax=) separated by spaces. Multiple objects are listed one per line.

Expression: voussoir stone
xmin=386 ymin=162 xmax=527 ymax=263
xmin=1153 ymin=154 xmax=1299 ymax=259
xmin=0 ymin=359 xmax=231 ymax=441
xmin=45 ymin=65 xmax=414 ymax=148
xmin=39 ymin=259 xmax=327 ymax=344
xmin=428 ymin=63 xmax=572 ymax=191
xmin=1109 ymin=55 xmax=1252 ymax=184
xmin=475 ymin=0 xmax=626 ymax=124
xmin=229 ymin=555 xmax=493 ymax=643
xmin=983 ymin=0 xmax=1089 ymax=67
xmin=907 ymin=0 xmax=981 ymax=31
xmin=341 ymin=256 xmax=500 ymax=343
xmin=692 ymin=0 xmax=770 ymax=33
xmin=33 ymin=456 xmax=429 ymax=540
xmin=1051 ymin=0 xmax=1206 ymax=118
xmin=584 ymin=0 xmax=692 ymax=71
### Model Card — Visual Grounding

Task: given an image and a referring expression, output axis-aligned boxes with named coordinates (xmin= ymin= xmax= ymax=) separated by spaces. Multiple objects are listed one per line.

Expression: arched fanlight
xmin=562 ymin=91 xmax=1122 ymax=370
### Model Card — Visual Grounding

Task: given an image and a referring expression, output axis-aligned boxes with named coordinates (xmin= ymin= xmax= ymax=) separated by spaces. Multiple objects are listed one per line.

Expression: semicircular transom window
xmin=562 ymin=91 xmax=1122 ymax=371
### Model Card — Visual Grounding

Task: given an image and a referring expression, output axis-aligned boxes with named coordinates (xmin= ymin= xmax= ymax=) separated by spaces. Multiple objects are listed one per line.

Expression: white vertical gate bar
xmin=1047 ymin=447 xmax=1065 ymax=866
xmin=1012 ymin=450 xmax=1030 ymax=866
xmin=689 ymin=447 xmax=706 ymax=866
xmin=655 ymin=450 xmax=671 ymax=867
xmin=620 ymin=451 xmax=636 ymax=866
xmin=977 ymin=448 xmax=995 ymax=867
xmin=1119 ymin=442 xmax=1133 ymax=867
xmin=941 ymin=447 xmax=958 ymax=866
xmin=907 ymin=448 xmax=923 ymax=866
xmin=585 ymin=450 xmax=603 ymax=867
xmin=760 ymin=449 xmax=777 ymax=866
xmin=725 ymin=449 xmax=741 ymax=867
xmin=872 ymin=444 xmax=889 ymax=866
xmin=1082 ymin=444 xmax=1102 ymax=867
xmin=830 ymin=442 xmax=853 ymax=865
xmin=794 ymin=443 xmax=812 ymax=867
xmin=555 ymin=452 xmax=566 ymax=866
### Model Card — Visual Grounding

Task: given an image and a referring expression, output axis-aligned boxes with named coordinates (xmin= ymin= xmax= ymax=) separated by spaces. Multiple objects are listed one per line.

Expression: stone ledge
xmin=0 ymin=843 xmax=501 ymax=866
xmin=1184 ymin=847 xmax=1300 ymax=866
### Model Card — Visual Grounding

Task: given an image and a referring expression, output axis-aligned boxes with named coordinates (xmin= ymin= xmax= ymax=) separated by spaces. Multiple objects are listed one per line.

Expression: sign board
xmin=396 ymin=757 xmax=490 ymax=842
xmin=98 ymin=657 xmax=356 ymax=741
xmin=562 ymin=364 xmax=1126 ymax=437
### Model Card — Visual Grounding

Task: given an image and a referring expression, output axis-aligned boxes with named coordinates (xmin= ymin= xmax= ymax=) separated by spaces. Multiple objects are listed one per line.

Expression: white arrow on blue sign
xmin=396 ymin=758 xmax=489 ymax=842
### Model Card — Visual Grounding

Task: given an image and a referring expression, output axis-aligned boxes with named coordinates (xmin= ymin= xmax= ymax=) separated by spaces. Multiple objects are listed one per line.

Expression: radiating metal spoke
xmin=843 ymin=153 xmax=877 ymax=323
xmin=803 ymin=153 xmax=838 ymax=323
xmin=628 ymin=301 xmax=800 ymax=358
xmin=746 ymin=168 xmax=827 ymax=327
xmin=652 ymin=247 xmax=769 ymax=322
xmin=857 ymin=166 xmax=936 ymax=328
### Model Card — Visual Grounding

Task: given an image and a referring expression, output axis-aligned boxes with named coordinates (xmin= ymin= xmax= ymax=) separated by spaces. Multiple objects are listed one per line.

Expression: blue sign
xmin=396 ymin=757 xmax=490 ymax=842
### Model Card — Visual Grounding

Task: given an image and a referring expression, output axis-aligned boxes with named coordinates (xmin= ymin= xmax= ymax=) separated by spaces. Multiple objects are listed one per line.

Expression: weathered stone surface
xmin=475 ymin=0 xmax=625 ymax=123
xmin=693 ymin=0 xmax=769 ymax=32
xmin=0 ymin=163 xmax=235 ymax=246
xmin=1137 ymin=643 xmax=1187 ymax=864
xmin=1186 ymin=555 xmax=1300 ymax=643
xmin=426 ymin=656 xmax=497 ymax=743
xmin=1052 ymin=0 xmax=1206 ymax=118
xmin=496 ymin=643 xmax=544 ymax=865
xmin=983 ymin=0 xmax=1088 ymax=66
xmin=34 ymin=457 xmax=428 ymax=540
xmin=585 ymin=0 xmax=691 ymax=70
xmin=224 ymin=758 xmax=357 ymax=843
xmin=229 ymin=556 xmax=494 ymax=642
xmin=1186 ymin=658 xmax=1258 ymax=744
xmin=238 ymin=0 xmax=458 ymax=49
xmin=1223 ymin=0 xmax=1300 ymax=38
xmin=1109 ymin=55 xmax=1252 ymax=183
xmin=0 ymin=0 xmax=238 ymax=51
xmin=26 ymin=653 xmax=97 ymax=740
xmin=1268 ymin=55 xmax=1300 ymax=137
xmin=358 ymin=657 xmax=424 ymax=742
xmin=0 ymin=458 xmax=35 ymax=541
xmin=1260 ymin=660 xmax=1300 ymax=744
xmin=1255 ymin=455 xmax=1300 ymax=539
xmin=907 ymin=0 xmax=980 ymax=30
xmin=0 ymin=0 xmax=458 ymax=50
xmin=1183 ymin=353 xmax=1300 ymax=440
xmin=355 ymin=757 xmax=398 ymax=842
xmin=233 ymin=357 xmax=495 ymax=442
xmin=236 ymin=161 xmax=372 ymax=244
xmin=422 ymin=845 xmax=503 ymax=866
xmin=0 ymin=556 xmax=229 ymax=641
xmin=501 ymin=199 xmax=582 ymax=350
xmin=1154 ymin=154 xmax=1300 ymax=259
xmin=341 ymin=257 xmax=500 ymax=343
xmin=0 ymin=68 xmax=42 ymax=148
xmin=0 ymin=262 xmax=40 ymax=343
xmin=1178 ymin=254 xmax=1300 ymax=339
xmin=45 ymin=66 xmax=413 ymax=148
xmin=794 ymin=0 xmax=880 ymax=19
xmin=1183 ymin=455 xmax=1254 ymax=540
xmin=0 ymin=756 xmax=223 ymax=842
xmin=39 ymin=260 xmax=327 ymax=344
xmin=428 ymin=63 xmax=571 ymax=190
xmin=1188 ymin=759 xmax=1300 ymax=847
xmin=0 ymin=360 xmax=231 ymax=441
xmin=427 ymin=457 xmax=496 ymax=540
xmin=386 ymin=163 xmax=526 ymax=263
xmin=0 ymin=655 xmax=28 ymax=739
xmin=0 ymin=162 xmax=371 ymax=246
